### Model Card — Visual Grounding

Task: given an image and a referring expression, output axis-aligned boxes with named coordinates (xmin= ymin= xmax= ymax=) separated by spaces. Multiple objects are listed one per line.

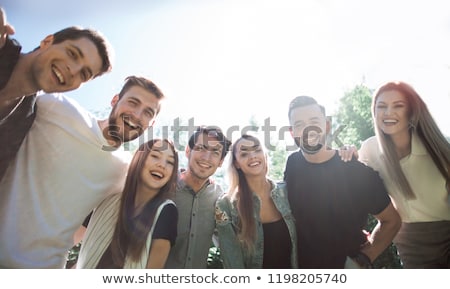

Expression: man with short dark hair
xmin=0 ymin=76 xmax=164 ymax=268
xmin=284 ymin=95 xmax=401 ymax=268
xmin=165 ymin=126 xmax=232 ymax=268
xmin=0 ymin=7 xmax=113 ymax=181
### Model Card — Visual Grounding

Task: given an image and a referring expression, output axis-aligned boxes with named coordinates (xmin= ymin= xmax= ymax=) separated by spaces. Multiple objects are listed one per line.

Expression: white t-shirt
xmin=0 ymin=93 xmax=131 ymax=268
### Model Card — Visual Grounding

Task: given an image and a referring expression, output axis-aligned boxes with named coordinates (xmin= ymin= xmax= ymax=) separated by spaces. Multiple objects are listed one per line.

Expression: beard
xmin=295 ymin=129 xmax=326 ymax=155
xmin=104 ymin=106 xmax=143 ymax=147
xmin=188 ymin=160 xmax=214 ymax=181
xmin=106 ymin=115 xmax=123 ymax=147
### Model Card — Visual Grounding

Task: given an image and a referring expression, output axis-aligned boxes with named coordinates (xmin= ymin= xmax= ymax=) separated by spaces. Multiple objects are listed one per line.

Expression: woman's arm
xmin=215 ymin=197 xmax=246 ymax=268
xmin=145 ymin=203 xmax=178 ymax=269
xmin=146 ymin=239 xmax=171 ymax=269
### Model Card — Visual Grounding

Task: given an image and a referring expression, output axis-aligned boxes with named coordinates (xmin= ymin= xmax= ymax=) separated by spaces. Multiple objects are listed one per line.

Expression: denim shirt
xmin=215 ymin=179 xmax=298 ymax=268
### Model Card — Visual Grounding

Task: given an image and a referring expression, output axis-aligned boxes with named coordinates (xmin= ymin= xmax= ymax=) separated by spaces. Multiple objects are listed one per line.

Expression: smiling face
xmin=106 ymin=85 xmax=161 ymax=145
xmin=233 ymin=137 xmax=267 ymax=177
xmin=289 ymin=103 xmax=327 ymax=154
xmin=31 ymin=35 xmax=103 ymax=93
xmin=139 ymin=140 xmax=176 ymax=192
xmin=374 ymin=90 xmax=410 ymax=137
xmin=186 ymin=132 xmax=224 ymax=181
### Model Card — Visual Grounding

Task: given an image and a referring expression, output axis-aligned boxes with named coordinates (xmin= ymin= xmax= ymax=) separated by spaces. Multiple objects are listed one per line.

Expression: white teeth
xmin=249 ymin=162 xmax=260 ymax=167
xmin=151 ymin=171 xmax=163 ymax=178
xmin=383 ymin=119 xmax=398 ymax=123
xmin=128 ymin=120 xmax=138 ymax=128
xmin=198 ymin=162 xmax=210 ymax=168
xmin=52 ymin=66 xmax=65 ymax=84
xmin=123 ymin=117 xmax=138 ymax=129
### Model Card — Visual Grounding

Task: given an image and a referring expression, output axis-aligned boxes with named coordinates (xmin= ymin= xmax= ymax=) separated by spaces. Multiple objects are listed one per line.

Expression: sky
xmin=3 ymin=0 xmax=450 ymax=143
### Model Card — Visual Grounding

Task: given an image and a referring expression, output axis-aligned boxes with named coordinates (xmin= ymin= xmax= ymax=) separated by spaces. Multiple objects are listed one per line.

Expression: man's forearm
xmin=361 ymin=217 xmax=401 ymax=262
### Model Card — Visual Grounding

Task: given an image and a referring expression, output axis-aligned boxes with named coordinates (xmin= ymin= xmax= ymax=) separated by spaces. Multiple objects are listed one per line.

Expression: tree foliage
xmin=267 ymin=142 xmax=288 ymax=181
xmin=334 ymin=84 xmax=374 ymax=149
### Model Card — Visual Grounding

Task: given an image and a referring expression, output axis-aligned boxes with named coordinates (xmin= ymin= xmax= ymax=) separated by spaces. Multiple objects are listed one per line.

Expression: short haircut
xmin=118 ymin=76 xmax=165 ymax=116
xmin=49 ymin=26 xmax=113 ymax=77
xmin=188 ymin=126 xmax=232 ymax=160
xmin=288 ymin=96 xmax=326 ymax=121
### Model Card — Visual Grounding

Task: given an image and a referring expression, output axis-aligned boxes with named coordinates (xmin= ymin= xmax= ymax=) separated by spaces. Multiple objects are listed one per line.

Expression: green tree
xmin=267 ymin=142 xmax=288 ymax=181
xmin=334 ymin=84 xmax=374 ymax=149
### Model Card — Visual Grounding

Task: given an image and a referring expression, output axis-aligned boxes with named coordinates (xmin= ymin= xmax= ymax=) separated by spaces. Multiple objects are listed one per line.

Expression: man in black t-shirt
xmin=284 ymin=95 xmax=401 ymax=269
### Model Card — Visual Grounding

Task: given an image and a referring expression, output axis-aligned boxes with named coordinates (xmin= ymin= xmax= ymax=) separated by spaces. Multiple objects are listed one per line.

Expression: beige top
xmin=359 ymin=133 xmax=449 ymax=223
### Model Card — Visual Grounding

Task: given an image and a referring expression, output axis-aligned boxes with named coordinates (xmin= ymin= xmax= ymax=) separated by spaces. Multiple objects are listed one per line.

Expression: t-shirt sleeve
xmin=153 ymin=203 xmax=178 ymax=246
xmin=360 ymin=166 xmax=391 ymax=215
xmin=284 ymin=152 xmax=297 ymax=182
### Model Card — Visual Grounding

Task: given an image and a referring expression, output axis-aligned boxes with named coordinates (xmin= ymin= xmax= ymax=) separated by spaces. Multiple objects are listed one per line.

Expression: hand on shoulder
xmin=337 ymin=144 xmax=358 ymax=162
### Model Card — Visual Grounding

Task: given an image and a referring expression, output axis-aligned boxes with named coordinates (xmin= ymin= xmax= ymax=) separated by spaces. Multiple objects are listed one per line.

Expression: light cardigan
xmin=77 ymin=193 xmax=174 ymax=269
xmin=359 ymin=133 xmax=449 ymax=223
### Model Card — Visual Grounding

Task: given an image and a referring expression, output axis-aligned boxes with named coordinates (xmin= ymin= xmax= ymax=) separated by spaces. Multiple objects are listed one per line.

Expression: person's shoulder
xmin=37 ymin=92 xmax=90 ymax=116
xmin=360 ymin=136 xmax=379 ymax=151
xmin=36 ymin=92 xmax=59 ymax=104
xmin=207 ymin=179 xmax=224 ymax=194
xmin=270 ymin=179 xmax=286 ymax=190
xmin=161 ymin=199 xmax=177 ymax=209
xmin=99 ymin=192 xmax=122 ymax=208
xmin=112 ymin=150 xmax=133 ymax=164
xmin=286 ymin=150 xmax=301 ymax=159
xmin=216 ymin=193 xmax=230 ymax=205
xmin=342 ymin=154 xmax=383 ymax=180
xmin=286 ymin=150 xmax=302 ymax=165
xmin=335 ymin=150 xmax=374 ymax=171
xmin=271 ymin=180 xmax=288 ymax=197
xmin=37 ymin=92 xmax=70 ymax=103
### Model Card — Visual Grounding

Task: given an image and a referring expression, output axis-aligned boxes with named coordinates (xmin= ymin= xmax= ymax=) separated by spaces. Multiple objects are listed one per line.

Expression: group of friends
xmin=0 ymin=8 xmax=449 ymax=269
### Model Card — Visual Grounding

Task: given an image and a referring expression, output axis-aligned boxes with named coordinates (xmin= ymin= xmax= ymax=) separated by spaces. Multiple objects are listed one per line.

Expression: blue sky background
xmin=2 ymin=0 xmax=450 ymax=141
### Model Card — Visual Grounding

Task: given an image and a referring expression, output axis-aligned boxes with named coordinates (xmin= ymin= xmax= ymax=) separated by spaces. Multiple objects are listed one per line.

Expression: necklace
xmin=0 ymin=96 xmax=26 ymax=125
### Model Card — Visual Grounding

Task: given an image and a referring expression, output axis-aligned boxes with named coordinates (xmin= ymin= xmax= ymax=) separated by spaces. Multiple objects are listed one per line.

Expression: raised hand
xmin=0 ymin=7 xmax=15 ymax=49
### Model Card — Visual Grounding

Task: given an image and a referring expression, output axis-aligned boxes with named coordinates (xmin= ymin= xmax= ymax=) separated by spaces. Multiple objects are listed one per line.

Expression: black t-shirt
xmin=262 ymin=218 xmax=292 ymax=269
xmin=284 ymin=150 xmax=391 ymax=269
xmin=152 ymin=203 xmax=178 ymax=246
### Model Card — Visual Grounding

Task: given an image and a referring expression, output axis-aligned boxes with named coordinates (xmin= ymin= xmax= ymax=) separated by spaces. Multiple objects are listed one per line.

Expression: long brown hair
xmin=372 ymin=81 xmax=450 ymax=199
xmin=109 ymin=139 xmax=178 ymax=266
xmin=226 ymin=134 xmax=268 ymax=252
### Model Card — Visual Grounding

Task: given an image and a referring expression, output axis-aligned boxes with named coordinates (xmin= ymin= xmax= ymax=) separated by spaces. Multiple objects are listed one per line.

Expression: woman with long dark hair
xmin=77 ymin=139 xmax=179 ymax=268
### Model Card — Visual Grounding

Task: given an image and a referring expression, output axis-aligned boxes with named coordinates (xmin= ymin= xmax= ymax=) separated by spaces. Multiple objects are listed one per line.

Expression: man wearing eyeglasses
xmin=165 ymin=126 xmax=232 ymax=269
